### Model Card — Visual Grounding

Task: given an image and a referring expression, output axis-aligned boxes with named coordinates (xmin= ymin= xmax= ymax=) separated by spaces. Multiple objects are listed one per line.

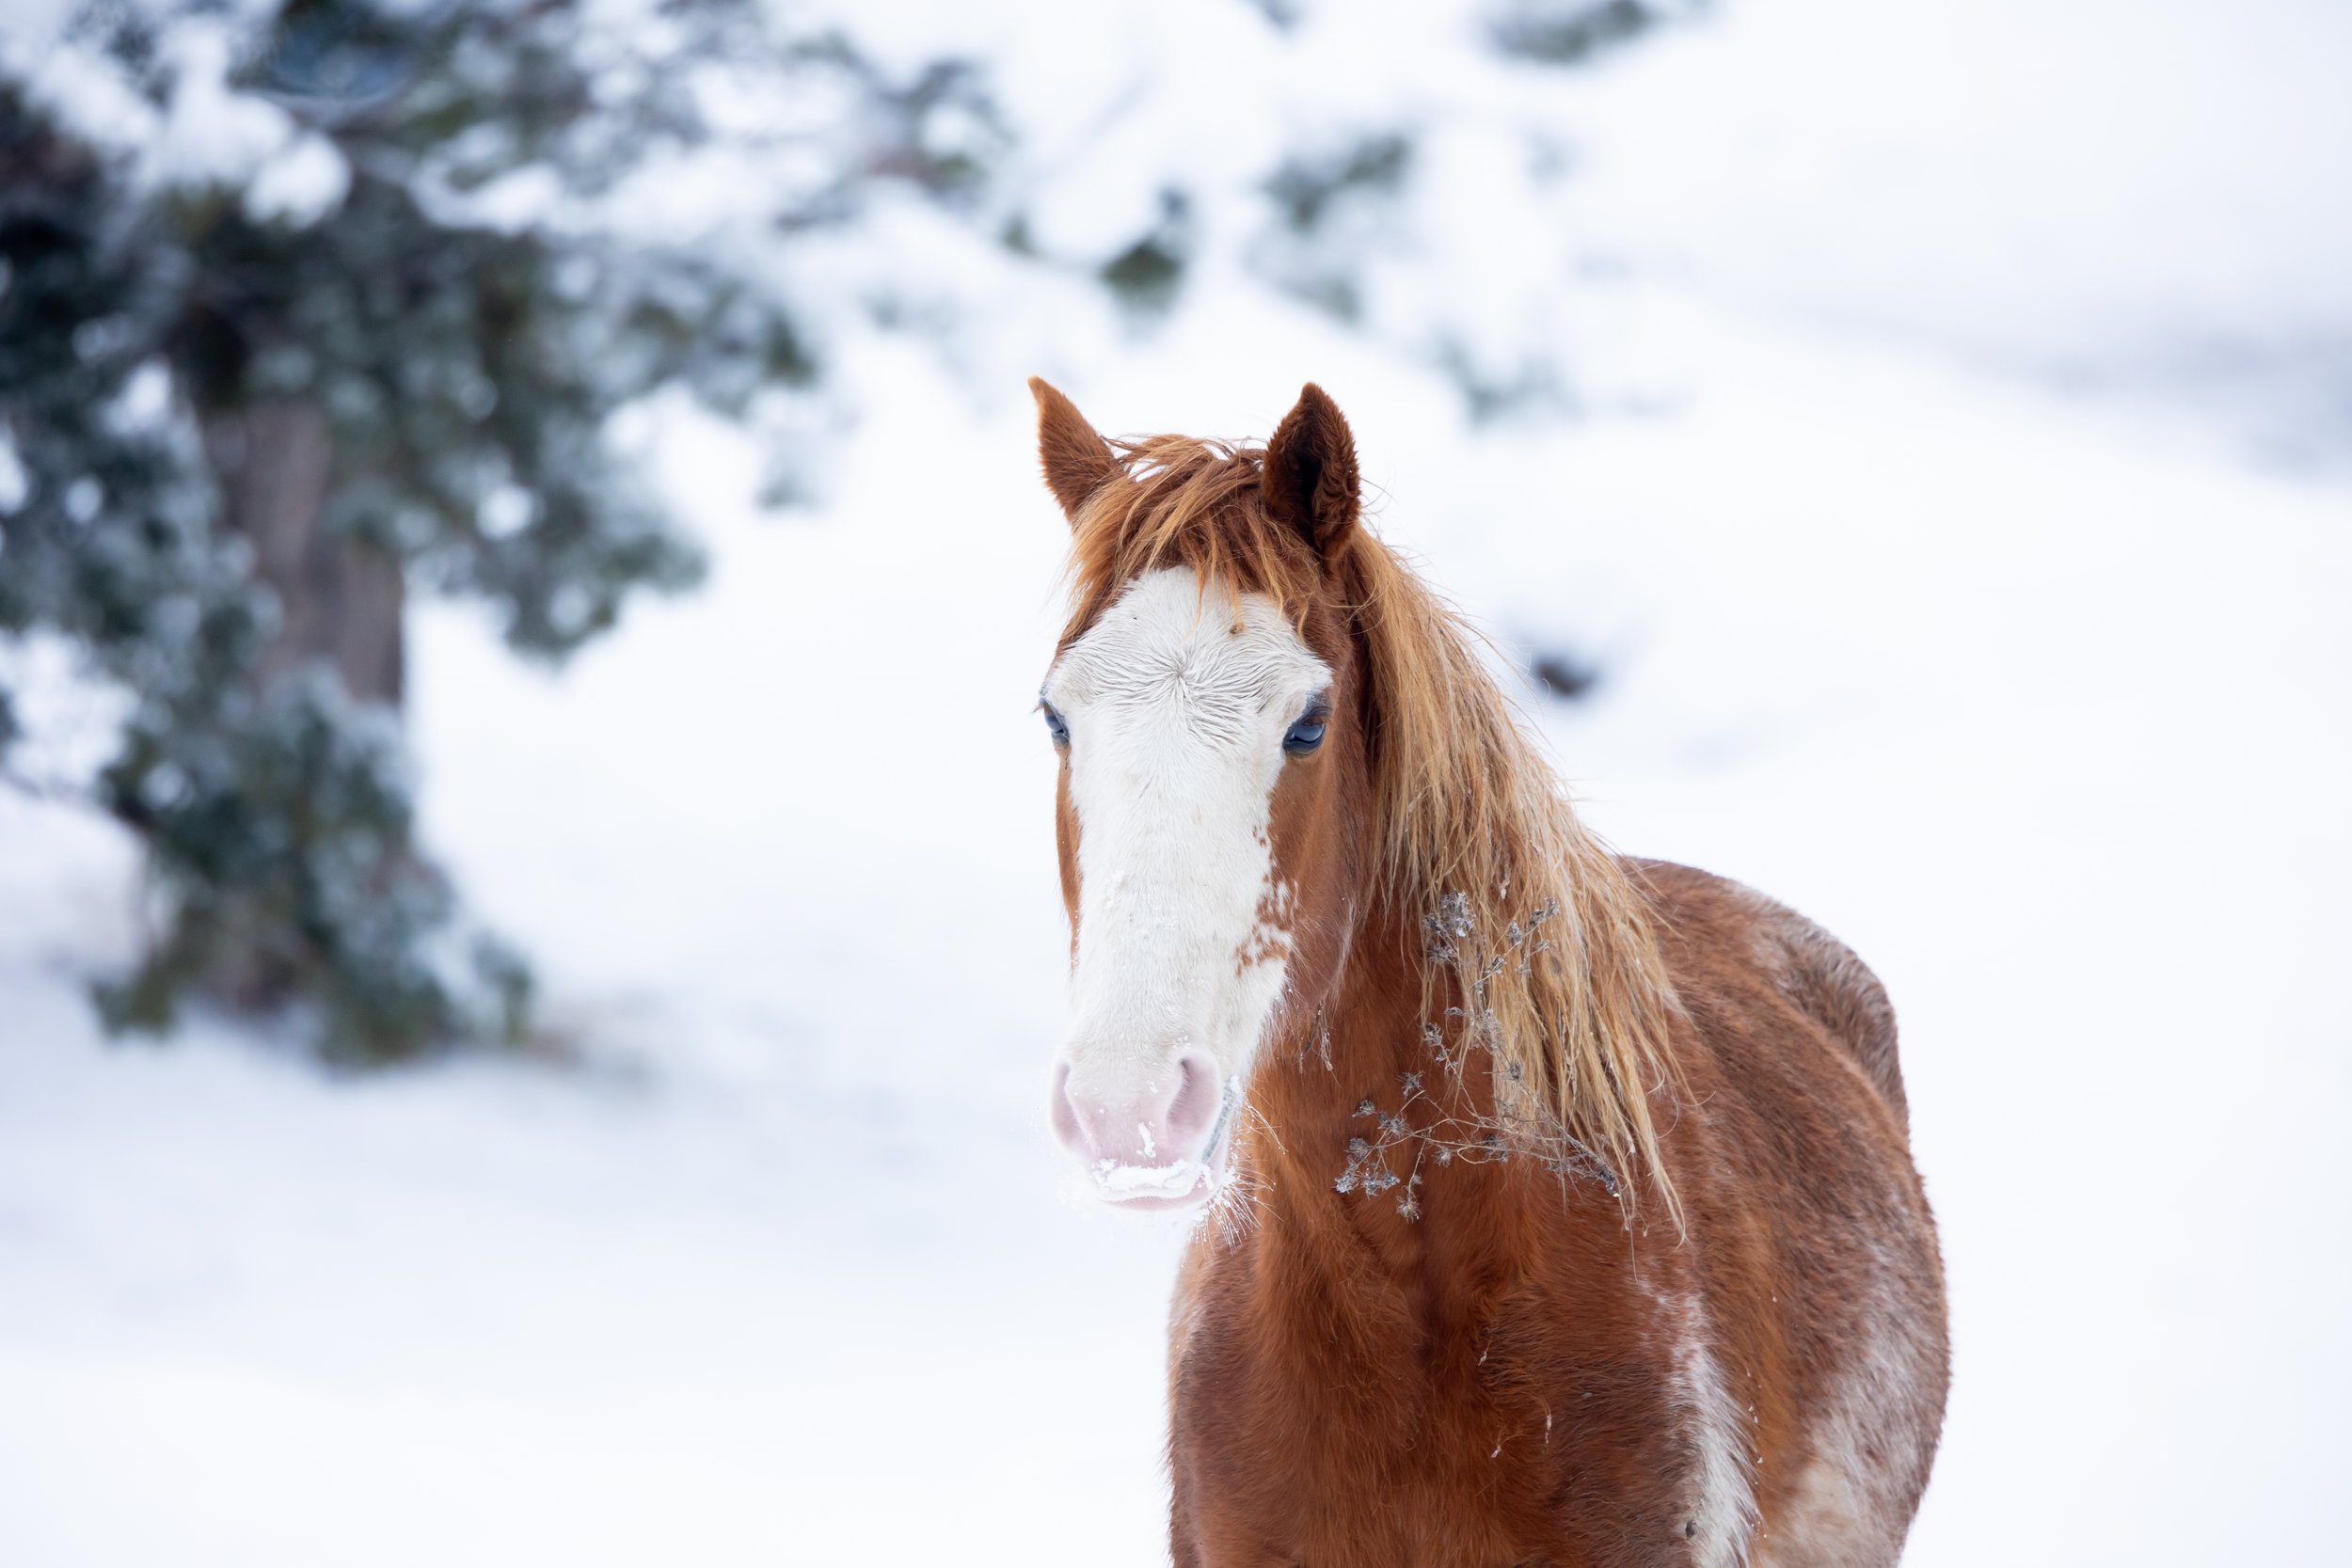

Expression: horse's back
xmin=1630 ymin=859 xmax=1948 ymax=1568
xmin=1633 ymin=858 xmax=1910 ymax=1131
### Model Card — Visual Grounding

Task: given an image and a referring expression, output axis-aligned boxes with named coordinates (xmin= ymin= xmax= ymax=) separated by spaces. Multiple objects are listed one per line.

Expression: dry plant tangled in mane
xmin=1058 ymin=430 xmax=1688 ymax=1227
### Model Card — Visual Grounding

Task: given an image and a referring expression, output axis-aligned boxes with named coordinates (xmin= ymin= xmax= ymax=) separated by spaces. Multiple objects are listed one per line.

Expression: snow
xmin=1565 ymin=0 xmax=2352 ymax=376
xmin=0 ymin=425 xmax=25 ymax=515
xmin=11 ymin=37 xmax=161 ymax=156
xmin=477 ymin=483 xmax=538 ymax=542
xmin=4 ymin=2 xmax=2349 ymax=1565
xmin=146 ymin=26 xmax=303 ymax=190
xmin=241 ymin=131 xmax=349 ymax=227
xmin=1093 ymin=1160 xmax=1203 ymax=1200
xmin=9 ymin=13 xmax=351 ymax=227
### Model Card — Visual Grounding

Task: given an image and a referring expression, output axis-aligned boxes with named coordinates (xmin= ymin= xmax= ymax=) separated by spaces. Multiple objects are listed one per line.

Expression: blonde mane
xmin=1063 ymin=436 xmax=1686 ymax=1226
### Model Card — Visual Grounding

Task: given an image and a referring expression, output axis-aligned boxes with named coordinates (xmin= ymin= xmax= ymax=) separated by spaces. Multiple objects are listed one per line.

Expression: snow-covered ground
xmin=4 ymin=2 xmax=2349 ymax=1563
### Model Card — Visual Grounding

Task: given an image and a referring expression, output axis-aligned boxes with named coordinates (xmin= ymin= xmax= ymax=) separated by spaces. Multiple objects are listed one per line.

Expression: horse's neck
xmin=1241 ymin=910 xmax=1522 ymax=1291
xmin=1259 ymin=904 xmax=1426 ymax=1119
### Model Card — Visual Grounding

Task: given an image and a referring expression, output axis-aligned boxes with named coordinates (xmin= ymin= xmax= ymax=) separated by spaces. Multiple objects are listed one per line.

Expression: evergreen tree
xmin=0 ymin=0 xmax=999 ymax=1061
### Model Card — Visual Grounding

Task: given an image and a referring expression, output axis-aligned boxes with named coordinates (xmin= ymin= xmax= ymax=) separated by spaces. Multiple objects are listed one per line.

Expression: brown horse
xmin=1029 ymin=379 xmax=1947 ymax=1568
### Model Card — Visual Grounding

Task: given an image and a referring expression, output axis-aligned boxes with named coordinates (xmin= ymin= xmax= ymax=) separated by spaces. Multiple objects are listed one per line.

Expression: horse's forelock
xmin=1060 ymin=436 xmax=1325 ymax=644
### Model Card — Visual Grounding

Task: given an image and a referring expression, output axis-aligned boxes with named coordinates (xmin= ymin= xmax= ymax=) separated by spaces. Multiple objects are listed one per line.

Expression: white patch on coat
xmin=1758 ymin=1234 xmax=1944 ymax=1568
xmin=1673 ymin=1299 xmax=1760 ymax=1568
xmin=1758 ymin=1459 xmax=1875 ymax=1568
xmin=1044 ymin=568 xmax=1330 ymax=1119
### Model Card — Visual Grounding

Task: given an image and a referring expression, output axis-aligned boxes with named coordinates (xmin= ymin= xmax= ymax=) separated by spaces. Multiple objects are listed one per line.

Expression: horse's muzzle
xmin=1049 ymin=1052 xmax=1228 ymax=1208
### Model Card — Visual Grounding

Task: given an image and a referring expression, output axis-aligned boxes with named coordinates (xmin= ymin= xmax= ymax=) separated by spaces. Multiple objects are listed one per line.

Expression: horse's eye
xmin=1283 ymin=700 xmax=1330 ymax=757
xmin=1041 ymin=704 xmax=1070 ymax=747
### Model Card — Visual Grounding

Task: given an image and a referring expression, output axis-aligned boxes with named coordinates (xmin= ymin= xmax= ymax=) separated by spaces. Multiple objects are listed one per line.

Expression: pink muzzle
xmin=1049 ymin=1052 xmax=1231 ymax=1208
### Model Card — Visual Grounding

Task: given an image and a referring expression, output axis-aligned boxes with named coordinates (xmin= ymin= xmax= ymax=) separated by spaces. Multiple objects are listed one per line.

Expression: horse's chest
xmin=1168 ymin=1260 xmax=1676 ymax=1568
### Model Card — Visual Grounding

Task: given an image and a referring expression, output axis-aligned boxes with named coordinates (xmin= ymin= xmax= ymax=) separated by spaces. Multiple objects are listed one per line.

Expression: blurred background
xmin=1 ymin=1 xmax=2347 ymax=1562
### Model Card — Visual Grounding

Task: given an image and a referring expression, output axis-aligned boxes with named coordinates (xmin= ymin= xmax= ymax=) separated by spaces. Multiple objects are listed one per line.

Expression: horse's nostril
xmin=1165 ymin=1053 xmax=1223 ymax=1148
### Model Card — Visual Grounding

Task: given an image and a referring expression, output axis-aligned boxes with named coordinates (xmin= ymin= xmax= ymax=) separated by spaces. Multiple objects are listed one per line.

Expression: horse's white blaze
xmin=1046 ymin=568 xmax=1329 ymax=1148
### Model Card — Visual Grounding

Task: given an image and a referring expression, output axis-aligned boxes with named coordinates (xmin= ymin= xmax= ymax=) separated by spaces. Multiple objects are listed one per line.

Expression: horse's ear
xmin=1262 ymin=383 xmax=1360 ymax=552
xmin=1029 ymin=376 xmax=1118 ymax=527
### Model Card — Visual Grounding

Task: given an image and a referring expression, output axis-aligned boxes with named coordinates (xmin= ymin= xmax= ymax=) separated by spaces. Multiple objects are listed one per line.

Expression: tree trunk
xmin=194 ymin=402 xmax=411 ymax=1017
xmin=209 ymin=401 xmax=405 ymax=706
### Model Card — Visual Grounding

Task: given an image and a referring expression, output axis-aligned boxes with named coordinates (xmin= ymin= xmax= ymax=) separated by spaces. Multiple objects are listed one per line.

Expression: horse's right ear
xmin=1029 ymin=377 xmax=1118 ymax=527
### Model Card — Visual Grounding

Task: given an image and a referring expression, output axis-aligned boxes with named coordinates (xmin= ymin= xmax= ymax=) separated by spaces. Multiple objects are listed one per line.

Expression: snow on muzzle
xmin=1048 ymin=1049 xmax=1234 ymax=1208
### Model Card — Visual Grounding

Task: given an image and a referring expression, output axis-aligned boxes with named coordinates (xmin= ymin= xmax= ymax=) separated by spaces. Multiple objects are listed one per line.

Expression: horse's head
xmin=1030 ymin=380 xmax=1374 ymax=1208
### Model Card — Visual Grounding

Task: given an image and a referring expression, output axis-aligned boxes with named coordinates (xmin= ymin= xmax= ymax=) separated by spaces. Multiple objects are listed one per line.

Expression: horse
xmin=1027 ymin=378 xmax=1948 ymax=1568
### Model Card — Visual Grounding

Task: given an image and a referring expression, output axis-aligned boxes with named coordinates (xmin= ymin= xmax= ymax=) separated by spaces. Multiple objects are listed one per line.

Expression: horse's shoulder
xmin=1625 ymin=858 xmax=1908 ymax=1130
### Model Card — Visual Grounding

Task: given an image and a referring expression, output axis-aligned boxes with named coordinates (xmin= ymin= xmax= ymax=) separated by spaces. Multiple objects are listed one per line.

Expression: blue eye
xmin=1283 ymin=699 xmax=1330 ymax=756
xmin=1041 ymin=703 xmax=1070 ymax=747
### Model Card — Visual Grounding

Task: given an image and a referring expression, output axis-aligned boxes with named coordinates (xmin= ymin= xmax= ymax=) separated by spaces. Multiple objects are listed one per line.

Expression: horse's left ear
xmin=1262 ymin=383 xmax=1360 ymax=553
